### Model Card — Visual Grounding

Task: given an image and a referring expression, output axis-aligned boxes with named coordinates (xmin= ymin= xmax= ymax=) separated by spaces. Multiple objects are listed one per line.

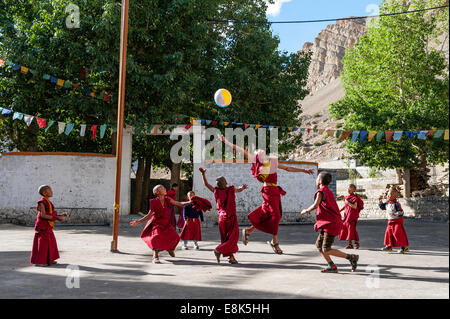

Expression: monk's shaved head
xmin=216 ymin=176 xmax=227 ymax=190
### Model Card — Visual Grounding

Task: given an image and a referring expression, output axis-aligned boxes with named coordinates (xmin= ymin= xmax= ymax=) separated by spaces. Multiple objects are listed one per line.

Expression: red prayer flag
xmin=72 ymin=83 xmax=79 ymax=90
xmin=184 ymin=124 xmax=193 ymax=131
xmin=35 ymin=117 xmax=47 ymax=128
xmin=103 ymin=92 xmax=111 ymax=101
xmin=340 ymin=130 xmax=352 ymax=140
xmin=385 ymin=131 xmax=394 ymax=142
xmin=91 ymin=125 xmax=97 ymax=140
xmin=244 ymin=124 xmax=250 ymax=129
xmin=80 ymin=67 xmax=86 ymax=78
xmin=426 ymin=130 xmax=436 ymax=137
xmin=211 ymin=121 xmax=217 ymax=126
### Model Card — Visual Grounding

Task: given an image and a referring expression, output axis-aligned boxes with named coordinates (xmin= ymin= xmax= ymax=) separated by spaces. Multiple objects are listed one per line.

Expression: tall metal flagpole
xmin=111 ymin=0 xmax=130 ymax=252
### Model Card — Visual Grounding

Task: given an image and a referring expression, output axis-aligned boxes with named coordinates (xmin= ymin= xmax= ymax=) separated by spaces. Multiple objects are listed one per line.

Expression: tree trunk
xmin=402 ymin=168 xmax=411 ymax=198
xmin=141 ymin=156 xmax=152 ymax=213
xmin=170 ymin=162 xmax=182 ymax=215
xmin=410 ymin=153 xmax=430 ymax=192
xmin=396 ymin=169 xmax=403 ymax=184
xmin=132 ymin=158 xmax=144 ymax=214
xmin=111 ymin=131 xmax=117 ymax=155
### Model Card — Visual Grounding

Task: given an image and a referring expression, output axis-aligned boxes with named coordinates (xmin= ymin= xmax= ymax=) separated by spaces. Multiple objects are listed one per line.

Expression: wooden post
xmin=111 ymin=0 xmax=130 ymax=252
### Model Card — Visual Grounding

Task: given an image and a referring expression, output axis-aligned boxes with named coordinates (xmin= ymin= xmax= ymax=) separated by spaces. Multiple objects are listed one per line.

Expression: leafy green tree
xmin=330 ymin=0 xmax=449 ymax=193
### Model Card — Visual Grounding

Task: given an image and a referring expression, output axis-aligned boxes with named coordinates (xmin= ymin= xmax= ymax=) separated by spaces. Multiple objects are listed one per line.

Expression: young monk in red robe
xmin=339 ymin=184 xmax=364 ymax=249
xmin=130 ymin=184 xmax=190 ymax=264
xmin=301 ymin=172 xmax=359 ymax=273
xmin=220 ymin=135 xmax=314 ymax=254
xmin=379 ymin=187 xmax=409 ymax=254
xmin=30 ymin=185 xmax=67 ymax=267
xmin=166 ymin=183 xmax=178 ymax=228
xmin=180 ymin=191 xmax=211 ymax=249
xmin=199 ymin=167 xmax=247 ymax=264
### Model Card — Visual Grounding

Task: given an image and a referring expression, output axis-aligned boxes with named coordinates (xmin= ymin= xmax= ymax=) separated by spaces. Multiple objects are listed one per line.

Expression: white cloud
xmin=266 ymin=0 xmax=292 ymax=17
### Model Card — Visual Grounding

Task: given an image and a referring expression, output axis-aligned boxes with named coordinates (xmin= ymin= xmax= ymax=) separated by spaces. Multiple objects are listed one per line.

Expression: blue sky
xmin=266 ymin=0 xmax=383 ymax=54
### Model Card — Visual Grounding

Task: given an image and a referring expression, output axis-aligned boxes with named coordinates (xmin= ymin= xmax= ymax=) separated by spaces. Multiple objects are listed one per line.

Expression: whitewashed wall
xmin=193 ymin=161 xmax=318 ymax=224
xmin=0 ymin=127 xmax=132 ymax=224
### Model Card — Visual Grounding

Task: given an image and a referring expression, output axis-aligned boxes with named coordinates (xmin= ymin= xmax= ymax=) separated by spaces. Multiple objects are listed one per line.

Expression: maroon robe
xmin=30 ymin=198 xmax=60 ymax=265
xmin=214 ymin=186 xmax=239 ymax=257
xmin=339 ymin=193 xmax=364 ymax=241
xmin=384 ymin=217 xmax=409 ymax=247
xmin=166 ymin=189 xmax=177 ymax=228
xmin=140 ymin=197 xmax=180 ymax=251
xmin=180 ymin=218 xmax=202 ymax=241
xmin=314 ymin=186 xmax=343 ymax=237
xmin=248 ymin=155 xmax=286 ymax=236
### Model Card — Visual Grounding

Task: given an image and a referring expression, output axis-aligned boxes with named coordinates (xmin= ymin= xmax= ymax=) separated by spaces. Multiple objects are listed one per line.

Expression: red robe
xmin=166 ymin=189 xmax=177 ymax=228
xmin=214 ymin=186 xmax=239 ymax=257
xmin=314 ymin=186 xmax=343 ymax=237
xmin=248 ymin=155 xmax=286 ymax=236
xmin=140 ymin=197 xmax=180 ymax=251
xmin=30 ymin=198 xmax=60 ymax=265
xmin=180 ymin=197 xmax=211 ymax=241
xmin=384 ymin=217 xmax=409 ymax=247
xmin=339 ymin=194 xmax=364 ymax=241
xmin=383 ymin=201 xmax=409 ymax=247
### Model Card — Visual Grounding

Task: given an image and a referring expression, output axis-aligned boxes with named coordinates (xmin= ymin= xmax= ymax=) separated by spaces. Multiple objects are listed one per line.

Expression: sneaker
xmin=194 ymin=244 xmax=200 ymax=250
xmin=228 ymin=257 xmax=238 ymax=264
xmin=381 ymin=246 xmax=393 ymax=252
xmin=354 ymin=243 xmax=360 ymax=249
xmin=349 ymin=254 xmax=359 ymax=272
xmin=152 ymin=257 xmax=161 ymax=264
xmin=181 ymin=245 xmax=188 ymax=250
xmin=321 ymin=266 xmax=338 ymax=273
xmin=168 ymin=250 xmax=175 ymax=257
xmin=345 ymin=244 xmax=354 ymax=249
xmin=399 ymin=247 xmax=410 ymax=254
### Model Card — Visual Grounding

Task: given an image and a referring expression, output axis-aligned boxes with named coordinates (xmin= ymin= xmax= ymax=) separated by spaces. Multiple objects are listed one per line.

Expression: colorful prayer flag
xmin=65 ymin=123 xmax=75 ymax=135
xmin=58 ymin=122 xmax=66 ymax=134
xmin=80 ymin=124 xmax=87 ymax=136
xmin=35 ymin=117 xmax=47 ymax=128
xmin=91 ymin=125 xmax=97 ymax=139
xmin=368 ymin=131 xmax=377 ymax=142
xmin=351 ymin=131 xmax=360 ymax=142
xmin=393 ymin=131 xmax=403 ymax=141
xmin=24 ymin=115 xmax=34 ymax=127
xmin=385 ymin=131 xmax=395 ymax=142
xmin=45 ymin=120 xmax=55 ymax=132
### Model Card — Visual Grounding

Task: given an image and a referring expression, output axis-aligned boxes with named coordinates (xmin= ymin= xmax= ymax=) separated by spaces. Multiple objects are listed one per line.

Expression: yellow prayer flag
xmin=318 ymin=129 xmax=325 ymax=135
xmin=224 ymin=122 xmax=230 ymax=126
xmin=56 ymin=79 xmax=65 ymax=86
xmin=444 ymin=129 xmax=449 ymax=140
xmin=190 ymin=117 xmax=195 ymax=125
xmin=20 ymin=66 xmax=29 ymax=74
xmin=255 ymin=125 xmax=262 ymax=130
xmin=368 ymin=131 xmax=377 ymax=142
xmin=288 ymin=127 xmax=293 ymax=131
xmin=326 ymin=129 xmax=335 ymax=137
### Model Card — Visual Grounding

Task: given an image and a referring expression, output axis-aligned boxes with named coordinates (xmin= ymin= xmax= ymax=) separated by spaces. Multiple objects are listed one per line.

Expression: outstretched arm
xmin=130 ymin=210 xmax=153 ymax=227
xmin=169 ymin=198 xmax=191 ymax=208
xmin=300 ymin=192 xmax=323 ymax=215
xmin=278 ymin=163 xmax=314 ymax=175
xmin=199 ymin=167 xmax=215 ymax=193
xmin=235 ymin=184 xmax=248 ymax=193
xmin=219 ymin=134 xmax=255 ymax=162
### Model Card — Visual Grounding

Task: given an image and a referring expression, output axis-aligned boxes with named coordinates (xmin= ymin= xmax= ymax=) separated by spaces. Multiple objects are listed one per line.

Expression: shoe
xmin=399 ymin=247 xmax=410 ymax=254
xmin=345 ymin=244 xmax=354 ymax=249
xmin=194 ymin=245 xmax=200 ymax=250
xmin=228 ymin=257 xmax=238 ymax=264
xmin=35 ymin=264 xmax=49 ymax=267
xmin=381 ymin=246 xmax=393 ymax=252
xmin=168 ymin=250 xmax=175 ymax=257
xmin=152 ymin=257 xmax=161 ymax=264
xmin=242 ymin=229 xmax=249 ymax=245
xmin=181 ymin=245 xmax=188 ymax=250
xmin=349 ymin=254 xmax=359 ymax=272
xmin=354 ymin=243 xmax=360 ymax=249
xmin=214 ymin=250 xmax=221 ymax=264
xmin=321 ymin=266 xmax=338 ymax=273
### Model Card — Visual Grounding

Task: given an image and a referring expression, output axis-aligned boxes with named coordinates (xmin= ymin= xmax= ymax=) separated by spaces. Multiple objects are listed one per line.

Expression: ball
xmin=214 ymin=89 xmax=232 ymax=107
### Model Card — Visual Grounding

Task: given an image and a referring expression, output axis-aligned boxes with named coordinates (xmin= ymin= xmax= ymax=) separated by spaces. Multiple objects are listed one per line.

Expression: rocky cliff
xmin=300 ymin=18 xmax=367 ymax=94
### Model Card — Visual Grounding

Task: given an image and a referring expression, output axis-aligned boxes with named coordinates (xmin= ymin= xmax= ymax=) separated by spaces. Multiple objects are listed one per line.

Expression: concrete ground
xmin=0 ymin=220 xmax=448 ymax=299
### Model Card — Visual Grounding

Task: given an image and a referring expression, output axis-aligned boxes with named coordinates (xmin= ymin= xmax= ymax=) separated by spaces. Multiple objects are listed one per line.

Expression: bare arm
xmin=300 ymin=192 xmax=323 ymax=215
xmin=219 ymin=135 xmax=254 ymax=162
xmin=130 ymin=210 xmax=153 ymax=227
xmin=235 ymin=184 xmax=248 ymax=193
xmin=199 ymin=167 xmax=214 ymax=193
xmin=278 ymin=163 xmax=314 ymax=175
xmin=345 ymin=200 xmax=357 ymax=210
xmin=169 ymin=198 xmax=191 ymax=208
xmin=38 ymin=203 xmax=54 ymax=220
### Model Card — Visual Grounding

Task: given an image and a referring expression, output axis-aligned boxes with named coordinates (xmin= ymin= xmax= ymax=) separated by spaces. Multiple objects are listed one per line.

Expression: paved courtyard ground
xmin=0 ymin=220 xmax=448 ymax=299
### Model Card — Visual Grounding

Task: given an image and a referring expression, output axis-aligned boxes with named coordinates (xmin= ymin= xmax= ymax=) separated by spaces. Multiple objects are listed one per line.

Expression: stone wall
xmin=0 ymin=127 xmax=133 ymax=225
xmin=337 ymin=197 xmax=449 ymax=222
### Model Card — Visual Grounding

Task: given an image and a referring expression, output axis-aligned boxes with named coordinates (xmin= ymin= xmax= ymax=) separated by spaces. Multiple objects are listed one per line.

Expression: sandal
xmin=214 ymin=250 xmax=221 ymax=264
xmin=228 ymin=256 xmax=238 ymax=264
xmin=168 ymin=250 xmax=175 ymax=257
xmin=152 ymin=257 xmax=161 ymax=264
xmin=242 ymin=229 xmax=249 ymax=245
xmin=321 ymin=266 xmax=338 ymax=273
xmin=267 ymin=241 xmax=283 ymax=254
xmin=345 ymin=244 xmax=354 ymax=249
xmin=354 ymin=243 xmax=360 ymax=249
